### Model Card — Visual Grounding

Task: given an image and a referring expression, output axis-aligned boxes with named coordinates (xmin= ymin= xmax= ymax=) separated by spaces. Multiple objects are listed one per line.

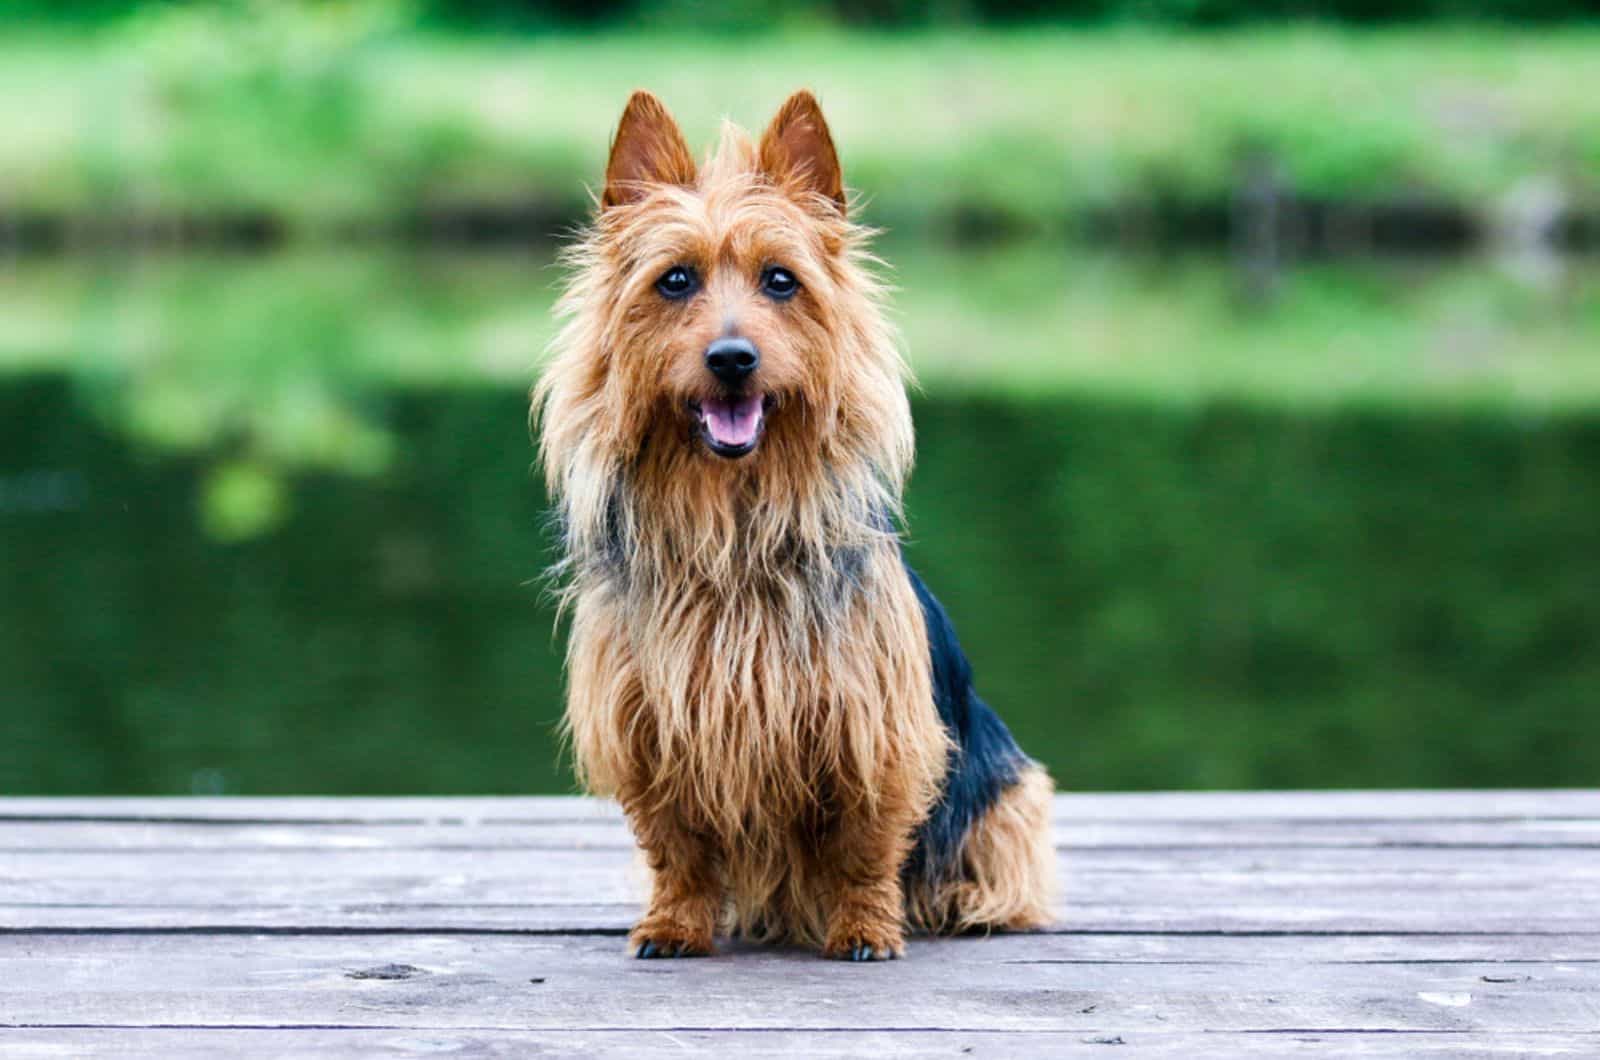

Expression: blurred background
xmin=3 ymin=0 xmax=1598 ymax=796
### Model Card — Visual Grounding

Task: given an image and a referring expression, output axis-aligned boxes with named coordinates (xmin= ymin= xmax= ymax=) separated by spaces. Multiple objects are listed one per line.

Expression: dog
xmin=534 ymin=90 xmax=1056 ymax=960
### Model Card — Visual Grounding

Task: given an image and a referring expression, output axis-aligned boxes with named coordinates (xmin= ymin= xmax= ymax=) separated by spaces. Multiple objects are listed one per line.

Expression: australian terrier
xmin=534 ymin=90 xmax=1056 ymax=960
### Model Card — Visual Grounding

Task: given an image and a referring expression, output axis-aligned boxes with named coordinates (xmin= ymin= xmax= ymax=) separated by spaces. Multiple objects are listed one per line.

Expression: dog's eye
xmin=761 ymin=266 xmax=799 ymax=301
xmin=656 ymin=266 xmax=699 ymax=300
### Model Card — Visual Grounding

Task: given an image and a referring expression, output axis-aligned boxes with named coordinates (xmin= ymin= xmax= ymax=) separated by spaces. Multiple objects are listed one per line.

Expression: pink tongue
xmin=701 ymin=395 xmax=764 ymax=448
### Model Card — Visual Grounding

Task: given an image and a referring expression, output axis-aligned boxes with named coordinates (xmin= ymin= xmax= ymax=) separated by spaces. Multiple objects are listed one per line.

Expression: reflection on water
xmin=2 ymin=247 xmax=1598 ymax=794
xmin=10 ymin=245 xmax=1600 ymax=409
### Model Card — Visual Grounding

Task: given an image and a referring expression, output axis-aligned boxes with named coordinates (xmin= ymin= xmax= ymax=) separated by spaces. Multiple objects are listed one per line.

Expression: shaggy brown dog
xmin=535 ymin=90 xmax=1055 ymax=961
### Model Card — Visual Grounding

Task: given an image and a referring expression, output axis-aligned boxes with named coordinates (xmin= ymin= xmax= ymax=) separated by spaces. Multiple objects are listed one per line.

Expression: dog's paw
xmin=822 ymin=925 xmax=904 ymax=962
xmin=632 ymin=938 xmax=701 ymax=959
xmin=628 ymin=920 xmax=713 ymax=959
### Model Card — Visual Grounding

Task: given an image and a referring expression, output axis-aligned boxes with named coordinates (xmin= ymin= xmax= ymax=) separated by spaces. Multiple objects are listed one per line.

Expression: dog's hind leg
xmin=900 ymin=560 xmax=1057 ymax=933
xmin=947 ymin=764 xmax=1057 ymax=931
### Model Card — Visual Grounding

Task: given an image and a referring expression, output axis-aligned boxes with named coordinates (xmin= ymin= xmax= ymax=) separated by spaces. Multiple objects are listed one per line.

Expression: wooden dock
xmin=2 ymin=791 xmax=1597 ymax=1056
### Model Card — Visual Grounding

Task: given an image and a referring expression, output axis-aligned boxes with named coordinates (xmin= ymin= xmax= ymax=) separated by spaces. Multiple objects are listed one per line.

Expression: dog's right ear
xmin=602 ymin=91 xmax=697 ymax=209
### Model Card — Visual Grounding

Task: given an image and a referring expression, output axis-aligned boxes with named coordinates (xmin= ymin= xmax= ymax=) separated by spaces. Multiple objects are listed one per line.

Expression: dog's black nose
xmin=704 ymin=337 xmax=759 ymax=386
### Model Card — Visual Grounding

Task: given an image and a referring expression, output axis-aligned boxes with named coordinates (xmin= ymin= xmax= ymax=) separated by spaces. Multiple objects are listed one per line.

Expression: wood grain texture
xmin=2 ymin=1030 xmax=1598 ymax=1058
xmin=5 ymin=790 xmax=1600 ymax=822
xmin=2 ymin=792 xmax=1596 ymax=1055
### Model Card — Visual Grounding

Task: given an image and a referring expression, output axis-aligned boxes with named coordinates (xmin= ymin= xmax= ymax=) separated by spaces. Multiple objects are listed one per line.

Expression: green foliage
xmin=202 ymin=459 xmax=290 ymax=541
xmin=129 ymin=0 xmax=402 ymax=216
xmin=1 ymin=244 xmax=1595 ymax=794
xmin=5 ymin=16 xmax=1600 ymax=231
xmin=889 ymin=243 xmax=1600 ymax=408
xmin=0 ymin=2 xmax=572 ymax=224
xmin=20 ymin=245 xmax=1600 ymax=411
xmin=4 ymin=378 xmax=1598 ymax=794
xmin=908 ymin=395 xmax=1600 ymax=789
xmin=11 ymin=0 xmax=1600 ymax=27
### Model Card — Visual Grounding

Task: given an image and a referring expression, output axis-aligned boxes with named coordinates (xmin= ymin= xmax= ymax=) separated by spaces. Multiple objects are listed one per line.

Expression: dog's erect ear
xmin=602 ymin=91 xmax=697 ymax=209
xmin=759 ymin=90 xmax=845 ymax=212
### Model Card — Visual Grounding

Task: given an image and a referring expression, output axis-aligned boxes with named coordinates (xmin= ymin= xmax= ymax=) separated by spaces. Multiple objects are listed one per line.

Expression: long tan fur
xmin=905 ymin=764 xmax=1058 ymax=934
xmin=535 ymin=89 xmax=1050 ymax=959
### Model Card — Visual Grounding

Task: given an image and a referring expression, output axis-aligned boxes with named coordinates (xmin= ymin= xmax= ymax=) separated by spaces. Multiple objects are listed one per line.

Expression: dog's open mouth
xmin=689 ymin=395 xmax=773 ymax=459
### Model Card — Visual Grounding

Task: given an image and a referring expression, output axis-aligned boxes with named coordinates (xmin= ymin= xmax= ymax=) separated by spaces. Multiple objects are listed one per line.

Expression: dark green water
xmin=4 ymin=374 xmax=1598 ymax=795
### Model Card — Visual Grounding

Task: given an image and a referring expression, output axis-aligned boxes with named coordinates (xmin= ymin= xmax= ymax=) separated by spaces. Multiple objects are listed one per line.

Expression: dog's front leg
xmin=627 ymin=807 xmax=722 ymax=958
xmin=819 ymin=801 xmax=915 ymax=961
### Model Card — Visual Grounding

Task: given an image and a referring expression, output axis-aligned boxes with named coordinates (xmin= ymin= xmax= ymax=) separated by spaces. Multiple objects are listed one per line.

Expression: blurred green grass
xmin=4 ymin=6 xmax=1600 ymax=230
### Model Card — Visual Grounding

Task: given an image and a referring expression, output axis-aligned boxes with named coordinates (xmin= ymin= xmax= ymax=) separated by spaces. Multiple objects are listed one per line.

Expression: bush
xmin=5 ymin=379 xmax=1598 ymax=793
xmin=11 ymin=0 xmax=1600 ymax=28
xmin=909 ymin=395 xmax=1600 ymax=789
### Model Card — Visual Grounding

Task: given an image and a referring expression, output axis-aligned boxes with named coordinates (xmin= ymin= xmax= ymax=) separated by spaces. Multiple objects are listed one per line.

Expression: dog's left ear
xmin=759 ymin=90 xmax=846 ymax=213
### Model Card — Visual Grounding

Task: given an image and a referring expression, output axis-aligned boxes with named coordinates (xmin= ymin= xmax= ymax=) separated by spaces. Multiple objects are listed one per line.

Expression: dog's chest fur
xmin=600 ymin=530 xmax=921 ymax=837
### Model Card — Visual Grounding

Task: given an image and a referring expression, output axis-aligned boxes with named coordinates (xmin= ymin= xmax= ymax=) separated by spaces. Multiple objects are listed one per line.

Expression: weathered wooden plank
xmin=6 ymin=929 xmax=1597 ymax=965
xmin=10 ymin=843 xmax=1598 ymax=891
xmin=30 ymin=948 xmax=1592 ymax=998
xmin=8 ymin=842 xmax=1597 ymax=879
xmin=4 ymin=840 xmax=1596 ymax=933
xmin=1 ymin=1029 xmax=1596 ymax=1058
xmin=13 ymin=839 xmax=1600 ymax=897
xmin=3 ymin=877 xmax=1587 ymax=935
xmin=3 ymin=790 xmax=1597 ymax=824
xmin=9 ymin=903 xmax=1588 ymax=933
xmin=2 ymin=793 xmax=1594 ymax=1053
xmin=4 ymin=817 xmax=1597 ymax=853
xmin=0 ymin=932 xmax=1596 ymax=1032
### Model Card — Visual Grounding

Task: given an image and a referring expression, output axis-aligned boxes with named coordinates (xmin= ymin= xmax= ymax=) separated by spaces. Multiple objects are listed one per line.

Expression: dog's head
xmin=539 ymin=91 xmax=910 ymax=493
